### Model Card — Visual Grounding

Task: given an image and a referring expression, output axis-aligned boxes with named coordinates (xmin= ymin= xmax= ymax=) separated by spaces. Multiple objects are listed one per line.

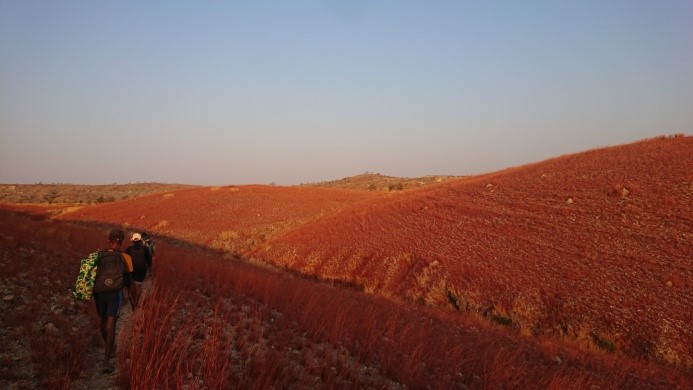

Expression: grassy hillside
xmin=0 ymin=173 xmax=455 ymax=205
xmin=253 ymin=135 xmax=693 ymax=366
xmin=0 ymin=183 xmax=196 ymax=205
xmin=55 ymin=185 xmax=387 ymax=254
xmin=302 ymin=173 xmax=463 ymax=191
xmin=4 ymin=208 xmax=689 ymax=388
xmin=52 ymin=135 xmax=693 ymax=368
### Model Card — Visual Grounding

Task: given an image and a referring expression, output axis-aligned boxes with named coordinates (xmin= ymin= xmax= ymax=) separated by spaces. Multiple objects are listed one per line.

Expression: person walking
xmin=124 ymin=233 xmax=152 ymax=306
xmin=141 ymin=232 xmax=156 ymax=274
xmin=92 ymin=229 xmax=136 ymax=374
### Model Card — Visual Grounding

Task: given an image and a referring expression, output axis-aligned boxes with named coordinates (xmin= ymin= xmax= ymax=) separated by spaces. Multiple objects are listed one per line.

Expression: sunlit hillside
xmin=302 ymin=173 xmax=463 ymax=191
xmin=4 ymin=206 xmax=690 ymax=388
xmin=55 ymin=185 xmax=388 ymax=256
xmin=54 ymin=135 xmax=693 ymax=368
xmin=0 ymin=183 xmax=195 ymax=205
xmin=253 ymin=135 xmax=693 ymax=366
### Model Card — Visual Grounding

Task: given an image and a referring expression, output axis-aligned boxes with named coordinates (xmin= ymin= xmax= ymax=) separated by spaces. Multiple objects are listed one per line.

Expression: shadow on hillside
xmin=2 ymin=206 xmax=692 ymax=389
xmin=58 ymin=216 xmax=366 ymax=294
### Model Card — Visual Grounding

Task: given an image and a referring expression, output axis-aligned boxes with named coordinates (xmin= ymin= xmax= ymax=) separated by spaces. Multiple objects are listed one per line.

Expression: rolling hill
xmin=54 ymin=135 xmax=693 ymax=367
xmin=302 ymin=172 xmax=463 ymax=191
xmin=254 ymin=135 xmax=693 ymax=366
xmin=0 ymin=183 xmax=196 ymax=205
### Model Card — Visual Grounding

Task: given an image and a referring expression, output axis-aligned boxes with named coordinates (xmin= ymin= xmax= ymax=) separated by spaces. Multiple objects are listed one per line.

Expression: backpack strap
xmin=97 ymin=250 xmax=125 ymax=266
xmin=94 ymin=250 xmax=104 ymax=265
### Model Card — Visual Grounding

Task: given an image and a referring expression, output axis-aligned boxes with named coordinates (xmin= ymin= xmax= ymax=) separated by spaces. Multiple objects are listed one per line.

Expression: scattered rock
xmin=3 ymin=295 xmax=14 ymax=301
xmin=472 ymin=375 xmax=482 ymax=386
xmin=44 ymin=323 xmax=59 ymax=336
xmin=566 ymin=197 xmax=574 ymax=204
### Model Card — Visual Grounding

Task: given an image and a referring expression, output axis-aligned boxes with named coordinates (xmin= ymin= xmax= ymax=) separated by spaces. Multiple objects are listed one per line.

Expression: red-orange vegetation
xmin=0 ymin=208 xmax=105 ymax=388
xmin=2 ymin=196 xmax=692 ymax=387
xmin=44 ymin=136 xmax=692 ymax=375
xmin=250 ymin=136 xmax=693 ymax=366
xmin=56 ymin=185 xmax=385 ymax=255
xmin=124 ymin=239 xmax=691 ymax=388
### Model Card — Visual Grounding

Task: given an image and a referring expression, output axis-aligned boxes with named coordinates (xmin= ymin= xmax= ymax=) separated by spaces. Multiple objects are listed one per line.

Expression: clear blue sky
xmin=1 ymin=1 xmax=691 ymax=185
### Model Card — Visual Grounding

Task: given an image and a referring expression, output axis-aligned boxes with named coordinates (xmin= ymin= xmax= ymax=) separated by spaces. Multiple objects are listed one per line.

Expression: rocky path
xmin=72 ymin=281 xmax=151 ymax=390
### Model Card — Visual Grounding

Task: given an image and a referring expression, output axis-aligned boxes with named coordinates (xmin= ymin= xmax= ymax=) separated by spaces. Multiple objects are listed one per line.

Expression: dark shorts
xmin=94 ymin=291 xmax=122 ymax=319
xmin=132 ymin=267 xmax=147 ymax=283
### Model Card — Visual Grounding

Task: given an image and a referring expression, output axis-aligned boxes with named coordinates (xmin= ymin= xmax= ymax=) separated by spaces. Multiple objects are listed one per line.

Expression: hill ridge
xmin=253 ymin=135 xmax=693 ymax=366
xmin=51 ymin=135 xmax=692 ymax=367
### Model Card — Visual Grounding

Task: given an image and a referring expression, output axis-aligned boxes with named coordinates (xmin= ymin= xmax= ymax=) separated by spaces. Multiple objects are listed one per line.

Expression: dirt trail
xmin=72 ymin=280 xmax=151 ymax=389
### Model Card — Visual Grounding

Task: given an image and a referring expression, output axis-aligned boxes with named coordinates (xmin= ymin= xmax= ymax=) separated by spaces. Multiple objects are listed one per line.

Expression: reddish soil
xmin=50 ymin=136 xmax=692 ymax=372
xmin=256 ymin=136 xmax=693 ymax=366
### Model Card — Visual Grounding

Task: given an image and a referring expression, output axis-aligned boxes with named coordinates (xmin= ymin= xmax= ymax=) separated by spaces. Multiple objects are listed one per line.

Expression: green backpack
xmin=71 ymin=251 xmax=101 ymax=300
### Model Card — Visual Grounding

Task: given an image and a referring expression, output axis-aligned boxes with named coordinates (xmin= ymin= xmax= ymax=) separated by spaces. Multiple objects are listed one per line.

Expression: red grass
xmin=0 ymin=208 xmax=104 ymax=388
xmin=15 ymin=135 xmax=687 ymax=386
xmin=122 ymin=241 xmax=690 ymax=388
xmin=2 ymin=207 xmax=692 ymax=388
xmin=249 ymin=136 xmax=693 ymax=366
xmin=54 ymin=137 xmax=692 ymax=367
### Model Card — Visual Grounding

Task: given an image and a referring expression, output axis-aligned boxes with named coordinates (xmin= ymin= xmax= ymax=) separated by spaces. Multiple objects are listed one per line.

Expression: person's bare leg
xmin=102 ymin=316 xmax=117 ymax=372
xmin=100 ymin=318 xmax=108 ymax=342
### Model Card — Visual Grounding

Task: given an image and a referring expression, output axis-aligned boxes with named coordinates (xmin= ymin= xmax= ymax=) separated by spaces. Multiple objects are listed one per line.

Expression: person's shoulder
xmin=101 ymin=249 xmax=119 ymax=256
xmin=120 ymin=252 xmax=134 ymax=271
xmin=105 ymin=249 xmax=129 ymax=260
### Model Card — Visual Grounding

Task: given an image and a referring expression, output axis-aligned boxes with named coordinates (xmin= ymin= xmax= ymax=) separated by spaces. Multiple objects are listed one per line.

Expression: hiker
xmin=93 ymin=229 xmax=136 ymax=374
xmin=141 ymin=232 xmax=156 ymax=274
xmin=124 ymin=232 xmax=152 ymax=306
